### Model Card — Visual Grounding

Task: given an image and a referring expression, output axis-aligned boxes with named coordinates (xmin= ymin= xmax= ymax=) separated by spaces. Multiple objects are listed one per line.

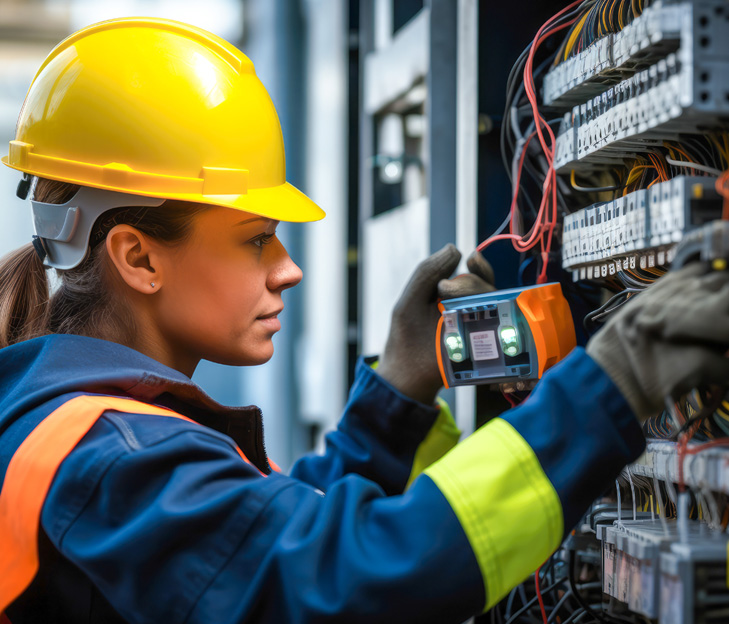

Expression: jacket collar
xmin=0 ymin=334 xmax=270 ymax=474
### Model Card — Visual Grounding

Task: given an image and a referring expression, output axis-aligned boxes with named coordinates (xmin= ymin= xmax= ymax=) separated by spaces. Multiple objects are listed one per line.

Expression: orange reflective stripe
xmin=0 ymin=395 xmax=257 ymax=615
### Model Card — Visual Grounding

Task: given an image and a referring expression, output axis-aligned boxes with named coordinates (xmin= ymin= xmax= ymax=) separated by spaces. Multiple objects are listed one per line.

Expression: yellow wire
xmin=710 ymin=135 xmax=729 ymax=166
xmin=600 ymin=0 xmax=610 ymax=36
xmin=564 ymin=12 xmax=590 ymax=61
xmin=626 ymin=164 xmax=651 ymax=184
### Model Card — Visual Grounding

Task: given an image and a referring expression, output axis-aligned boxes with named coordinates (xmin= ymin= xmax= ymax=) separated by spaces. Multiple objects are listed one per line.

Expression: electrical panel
xmin=482 ymin=1 xmax=729 ymax=622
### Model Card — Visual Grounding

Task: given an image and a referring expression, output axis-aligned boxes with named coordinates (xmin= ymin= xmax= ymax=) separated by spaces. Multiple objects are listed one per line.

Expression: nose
xmin=267 ymin=237 xmax=303 ymax=292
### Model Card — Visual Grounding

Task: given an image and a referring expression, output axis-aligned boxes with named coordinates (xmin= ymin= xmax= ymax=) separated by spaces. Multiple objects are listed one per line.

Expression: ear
xmin=105 ymin=225 xmax=161 ymax=294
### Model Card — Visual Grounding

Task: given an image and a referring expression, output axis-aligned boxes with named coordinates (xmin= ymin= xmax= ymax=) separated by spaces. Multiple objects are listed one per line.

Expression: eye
xmin=249 ymin=233 xmax=276 ymax=248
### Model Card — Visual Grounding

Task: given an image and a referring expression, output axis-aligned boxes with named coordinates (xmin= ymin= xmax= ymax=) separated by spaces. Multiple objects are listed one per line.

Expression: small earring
xmin=150 ymin=282 xmax=156 ymax=288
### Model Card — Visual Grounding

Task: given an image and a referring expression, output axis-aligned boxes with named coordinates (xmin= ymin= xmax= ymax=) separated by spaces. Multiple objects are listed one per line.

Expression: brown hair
xmin=0 ymin=178 xmax=207 ymax=348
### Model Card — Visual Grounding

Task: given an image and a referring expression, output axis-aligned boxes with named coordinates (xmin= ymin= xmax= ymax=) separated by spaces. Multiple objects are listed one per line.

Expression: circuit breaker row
xmin=543 ymin=0 xmax=685 ymax=107
xmin=597 ymin=517 xmax=728 ymax=624
xmin=561 ymin=175 xmax=720 ymax=276
xmin=594 ymin=441 xmax=729 ymax=624
xmin=550 ymin=1 xmax=729 ymax=172
xmin=554 ymin=49 xmax=729 ymax=171
xmin=548 ymin=4 xmax=729 ymax=623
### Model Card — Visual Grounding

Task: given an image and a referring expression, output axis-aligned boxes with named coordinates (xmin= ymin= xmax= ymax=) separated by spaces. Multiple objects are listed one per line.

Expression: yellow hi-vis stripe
xmin=424 ymin=417 xmax=563 ymax=611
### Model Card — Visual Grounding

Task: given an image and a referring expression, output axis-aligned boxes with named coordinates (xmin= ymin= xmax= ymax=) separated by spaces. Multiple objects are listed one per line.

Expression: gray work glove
xmin=377 ymin=246 xmax=496 ymax=405
xmin=437 ymin=250 xmax=496 ymax=299
xmin=586 ymin=263 xmax=729 ymax=422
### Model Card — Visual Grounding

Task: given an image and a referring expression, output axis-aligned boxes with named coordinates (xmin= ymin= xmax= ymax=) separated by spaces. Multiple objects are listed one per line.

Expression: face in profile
xmin=149 ymin=206 xmax=302 ymax=371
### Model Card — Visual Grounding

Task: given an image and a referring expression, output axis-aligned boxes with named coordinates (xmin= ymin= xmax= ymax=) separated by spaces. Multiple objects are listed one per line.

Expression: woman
xmin=2 ymin=16 xmax=729 ymax=624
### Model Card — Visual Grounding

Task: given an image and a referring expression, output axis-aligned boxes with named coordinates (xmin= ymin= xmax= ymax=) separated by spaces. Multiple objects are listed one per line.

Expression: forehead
xmin=194 ymin=205 xmax=276 ymax=229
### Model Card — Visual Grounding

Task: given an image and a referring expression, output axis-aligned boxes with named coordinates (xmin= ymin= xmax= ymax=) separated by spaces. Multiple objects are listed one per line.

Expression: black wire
xmin=503 ymin=577 xmax=567 ymax=624
xmin=560 ymin=608 xmax=587 ymax=624
xmin=616 ymin=271 xmax=650 ymax=289
xmin=583 ymin=289 xmax=638 ymax=331
xmin=492 ymin=601 xmax=505 ymax=624
xmin=567 ymin=550 xmax=610 ymax=624
xmin=684 ymin=136 xmax=720 ymax=170
xmin=540 ymin=555 xmax=560 ymax=605
xmin=546 ymin=590 xmax=575 ymax=623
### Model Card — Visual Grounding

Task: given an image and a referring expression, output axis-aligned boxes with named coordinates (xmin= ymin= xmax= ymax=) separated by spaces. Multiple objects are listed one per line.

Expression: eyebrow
xmin=234 ymin=217 xmax=270 ymax=227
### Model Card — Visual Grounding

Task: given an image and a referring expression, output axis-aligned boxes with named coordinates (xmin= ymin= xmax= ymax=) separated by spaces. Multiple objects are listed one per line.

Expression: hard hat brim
xmin=3 ymin=153 xmax=325 ymax=223
xmin=218 ymin=181 xmax=326 ymax=223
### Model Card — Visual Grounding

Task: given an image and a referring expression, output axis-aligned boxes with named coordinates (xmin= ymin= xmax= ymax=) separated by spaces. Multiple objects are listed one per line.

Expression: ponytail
xmin=0 ymin=243 xmax=50 ymax=348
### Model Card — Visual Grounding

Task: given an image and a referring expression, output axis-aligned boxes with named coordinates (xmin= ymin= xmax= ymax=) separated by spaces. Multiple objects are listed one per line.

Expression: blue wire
xmin=517 ymin=256 xmax=536 ymax=286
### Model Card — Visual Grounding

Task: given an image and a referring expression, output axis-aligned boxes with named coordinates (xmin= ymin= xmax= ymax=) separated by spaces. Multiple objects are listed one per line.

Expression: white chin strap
xmin=30 ymin=186 xmax=165 ymax=270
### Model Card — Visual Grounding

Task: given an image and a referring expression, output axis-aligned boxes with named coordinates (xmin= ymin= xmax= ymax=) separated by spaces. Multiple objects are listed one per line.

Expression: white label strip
xmin=469 ymin=330 xmax=499 ymax=361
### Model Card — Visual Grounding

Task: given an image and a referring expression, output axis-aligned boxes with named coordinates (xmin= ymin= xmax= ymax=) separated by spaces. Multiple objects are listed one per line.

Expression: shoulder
xmin=40 ymin=400 xmax=272 ymax=536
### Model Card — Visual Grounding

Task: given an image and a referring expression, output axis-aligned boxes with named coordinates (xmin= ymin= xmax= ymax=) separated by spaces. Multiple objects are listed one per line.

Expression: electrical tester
xmin=437 ymin=283 xmax=576 ymax=390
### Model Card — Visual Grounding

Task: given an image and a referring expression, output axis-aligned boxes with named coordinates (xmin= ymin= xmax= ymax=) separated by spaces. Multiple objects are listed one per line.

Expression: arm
xmin=40 ymin=349 xmax=642 ymax=623
xmin=424 ymin=347 xmax=645 ymax=610
xmin=42 ymin=410 xmax=483 ymax=624
xmin=289 ymin=359 xmax=461 ymax=494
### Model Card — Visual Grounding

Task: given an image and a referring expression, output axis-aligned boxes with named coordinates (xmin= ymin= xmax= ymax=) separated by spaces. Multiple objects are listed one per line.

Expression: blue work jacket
xmin=0 ymin=334 xmax=644 ymax=623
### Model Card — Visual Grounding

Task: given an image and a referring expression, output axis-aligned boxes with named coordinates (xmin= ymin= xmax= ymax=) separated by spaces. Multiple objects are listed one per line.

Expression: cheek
xmin=160 ymin=256 xmax=266 ymax=339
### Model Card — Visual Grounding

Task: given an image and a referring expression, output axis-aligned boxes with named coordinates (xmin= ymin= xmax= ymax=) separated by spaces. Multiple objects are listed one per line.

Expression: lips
xmin=257 ymin=308 xmax=283 ymax=320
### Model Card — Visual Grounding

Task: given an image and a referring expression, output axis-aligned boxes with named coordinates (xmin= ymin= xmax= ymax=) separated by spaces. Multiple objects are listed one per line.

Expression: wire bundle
xmin=555 ymin=0 xmax=645 ymax=65
xmin=481 ymin=0 xmax=590 ymax=283
xmin=489 ymin=548 xmax=606 ymax=624
xmin=568 ymin=134 xmax=729 ymax=200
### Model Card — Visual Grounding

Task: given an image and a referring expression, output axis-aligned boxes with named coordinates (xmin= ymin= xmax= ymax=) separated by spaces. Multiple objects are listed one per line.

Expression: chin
xmin=214 ymin=342 xmax=275 ymax=367
xmin=246 ymin=350 xmax=274 ymax=366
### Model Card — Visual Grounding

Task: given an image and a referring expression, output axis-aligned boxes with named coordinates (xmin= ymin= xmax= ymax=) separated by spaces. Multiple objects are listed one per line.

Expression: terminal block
xmin=561 ymin=176 xmax=721 ymax=280
xmin=544 ymin=0 xmax=686 ymax=108
xmin=597 ymin=518 xmax=729 ymax=623
xmin=553 ymin=2 xmax=729 ymax=172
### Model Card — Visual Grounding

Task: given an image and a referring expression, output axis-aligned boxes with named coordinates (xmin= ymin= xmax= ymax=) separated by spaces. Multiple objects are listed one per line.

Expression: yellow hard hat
xmin=2 ymin=17 xmax=324 ymax=223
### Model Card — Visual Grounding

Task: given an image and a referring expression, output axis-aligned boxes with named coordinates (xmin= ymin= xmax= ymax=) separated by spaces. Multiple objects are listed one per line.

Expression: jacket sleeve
xmin=289 ymin=358 xmax=461 ymax=495
xmin=424 ymin=346 xmax=646 ymax=610
xmin=40 ymin=347 xmax=645 ymax=622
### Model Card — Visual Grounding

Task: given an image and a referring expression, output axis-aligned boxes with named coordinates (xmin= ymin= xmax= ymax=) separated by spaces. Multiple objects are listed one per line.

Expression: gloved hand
xmin=437 ymin=250 xmax=496 ymax=299
xmin=586 ymin=263 xmax=729 ymax=422
xmin=377 ymin=245 xmax=496 ymax=405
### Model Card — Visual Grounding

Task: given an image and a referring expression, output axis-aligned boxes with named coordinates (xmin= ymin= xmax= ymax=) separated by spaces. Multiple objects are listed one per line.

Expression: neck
xmin=93 ymin=313 xmax=199 ymax=378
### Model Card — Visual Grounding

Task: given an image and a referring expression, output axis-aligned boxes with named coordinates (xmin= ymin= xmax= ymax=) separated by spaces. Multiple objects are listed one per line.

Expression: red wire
xmin=676 ymin=430 xmax=729 ymax=492
xmin=535 ymin=564 xmax=548 ymax=624
xmin=523 ymin=10 xmax=579 ymax=283
xmin=502 ymin=391 xmax=518 ymax=408
xmin=476 ymin=2 xmax=583 ymax=285
xmin=685 ymin=438 xmax=729 ymax=454
xmin=717 ymin=170 xmax=729 ymax=220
